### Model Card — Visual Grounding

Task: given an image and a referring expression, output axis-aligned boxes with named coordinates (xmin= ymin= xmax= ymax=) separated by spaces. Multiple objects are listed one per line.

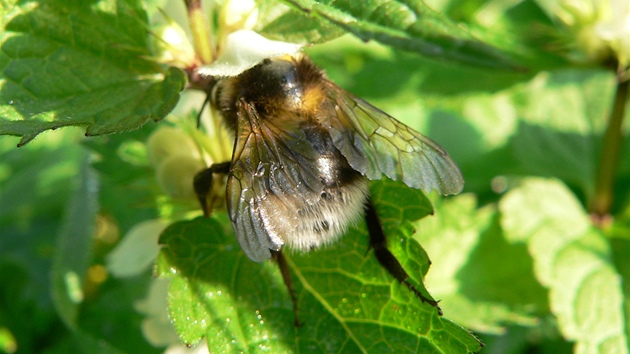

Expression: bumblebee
xmin=194 ymin=54 xmax=463 ymax=317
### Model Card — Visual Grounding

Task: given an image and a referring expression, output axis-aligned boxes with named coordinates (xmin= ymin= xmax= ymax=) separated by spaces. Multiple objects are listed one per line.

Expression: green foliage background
xmin=1 ymin=0 xmax=629 ymax=353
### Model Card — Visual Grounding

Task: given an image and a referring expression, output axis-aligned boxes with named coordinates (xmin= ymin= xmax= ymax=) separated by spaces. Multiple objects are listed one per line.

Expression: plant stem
xmin=590 ymin=73 xmax=629 ymax=218
xmin=184 ymin=0 xmax=214 ymax=64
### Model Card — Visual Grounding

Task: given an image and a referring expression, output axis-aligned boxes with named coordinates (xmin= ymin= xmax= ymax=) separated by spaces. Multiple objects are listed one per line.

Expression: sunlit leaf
xmin=268 ymin=0 xmax=514 ymax=68
xmin=416 ymin=194 xmax=547 ymax=334
xmin=158 ymin=180 xmax=482 ymax=352
xmin=0 ymin=0 xmax=186 ymax=146
xmin=500 ymin=178 xmax=628 ymax=353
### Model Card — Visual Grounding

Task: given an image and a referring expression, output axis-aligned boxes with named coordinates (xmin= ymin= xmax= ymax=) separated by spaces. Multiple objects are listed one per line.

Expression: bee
xmin=193 ymin=53 xmax=464 ymax=320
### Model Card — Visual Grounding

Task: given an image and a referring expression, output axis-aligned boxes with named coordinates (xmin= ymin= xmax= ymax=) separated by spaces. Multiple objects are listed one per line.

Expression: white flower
xmin=538 ymin=0 xmax=630 ymax=69
xmin=220 ymin=0 xmax=259 ymax=32
xmin=198 ymin=30 xmax=302 ymax=77
xmin=151 ymin=20 xmax=197 ymax=67
xmin=595 ymin=0 xmax=630 ymax=67
xmin=106 ymin=219 xmax=168 ymax=277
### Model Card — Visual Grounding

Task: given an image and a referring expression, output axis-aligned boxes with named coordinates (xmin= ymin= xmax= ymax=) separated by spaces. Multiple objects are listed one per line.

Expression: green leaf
xmin=157 ymin=215 xmax=296 ymax=350
xmin=0 ymin=130 xmax=83 ymax=221
xmin=508 ymin=70 xmax=615 ymax=194
xmin=274 ymin=0 xmax=514 ymax=68
xmin=77 ymin=275 xmax=162 ymax=353
xmin=158 ymin=179 xmax=482 ymax=352
xmin=0 ymin=129 xmax=85 ymax=352
xmin=67 ymin=331 xmax=127 ymax=354
xmin=258 ymin=0 xmax=346 ymax=44
xmin=0 ymin=0 xmax=186 ymax=146
xmin=85 ymin=123 xmax=162 ymax=233
xmin=428 ymin=69 xmax=615 ymax=197
xmin=611 ymin=236 xmax=630 ymax=351
xmin=415 ymin=194 xmax=547 ymax=334
xmin=500 ymin=178 xmax=628 ymax=353
xmin=51 ymin=151 xmax=99 ymax=329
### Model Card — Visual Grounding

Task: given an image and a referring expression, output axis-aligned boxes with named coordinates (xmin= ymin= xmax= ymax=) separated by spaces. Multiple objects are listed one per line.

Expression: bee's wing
xmin=322 ymin=84 xmax=464 ymax=195
xmin=226 ymin=101 xmax=323 ymax=262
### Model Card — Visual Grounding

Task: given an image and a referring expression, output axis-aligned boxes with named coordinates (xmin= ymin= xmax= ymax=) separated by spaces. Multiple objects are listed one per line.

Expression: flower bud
xmin=156 ymin=153 xmax=206 ymax=199
xmin=151 ymin=20 xmax=197 ymax=67
xmin=146 ymin=126 xmax=200 ymax=168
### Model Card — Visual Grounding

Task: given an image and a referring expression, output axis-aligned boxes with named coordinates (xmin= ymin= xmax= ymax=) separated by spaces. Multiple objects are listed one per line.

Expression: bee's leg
xmin=365 ymin=198 xmax=443 ymax=316
xmin=271 ymin=250 xmax=300 ymax=327
xmin=195 ymin=94 xmax=211 ymax=129
xmin=193 ymin=162 xmax=231 ymax=217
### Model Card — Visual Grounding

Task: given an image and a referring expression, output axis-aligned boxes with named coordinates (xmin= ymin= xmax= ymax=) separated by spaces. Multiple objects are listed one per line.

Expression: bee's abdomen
xmin=304 ymin=127 xmax=363 ymax=188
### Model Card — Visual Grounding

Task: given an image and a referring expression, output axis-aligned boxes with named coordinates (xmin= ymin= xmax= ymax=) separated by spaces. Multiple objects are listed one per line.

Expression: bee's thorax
xmin=213 ymin=55 xmax=327 ymax=131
